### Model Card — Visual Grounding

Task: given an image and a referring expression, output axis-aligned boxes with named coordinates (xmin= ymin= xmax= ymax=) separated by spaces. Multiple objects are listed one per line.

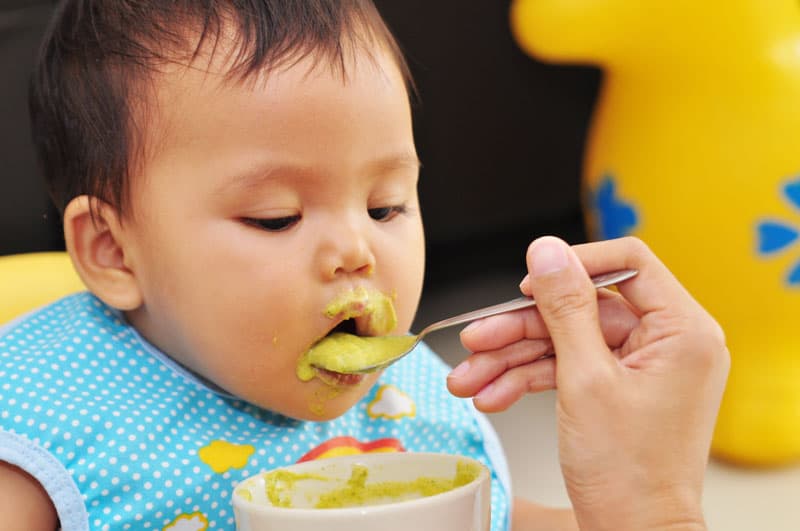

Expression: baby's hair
xmin=29 ymin=0 xmax=413 ymax=217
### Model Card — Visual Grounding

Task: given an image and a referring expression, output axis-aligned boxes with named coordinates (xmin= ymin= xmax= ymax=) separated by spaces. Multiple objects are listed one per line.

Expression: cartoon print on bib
xmin=162 ymin=512 xmax=209 ymax=531
xmin=297 ymin=435 xmax=405 ymax=462
xmin=197 ymin=440 xmax=255 ymax=474
xmin=367 ymin=384 xmax=416 ymax=420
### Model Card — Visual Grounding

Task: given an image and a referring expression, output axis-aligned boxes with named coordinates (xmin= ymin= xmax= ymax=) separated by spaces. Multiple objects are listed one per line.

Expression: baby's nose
xmin=318 ymin=220 xmax=376 ymax=280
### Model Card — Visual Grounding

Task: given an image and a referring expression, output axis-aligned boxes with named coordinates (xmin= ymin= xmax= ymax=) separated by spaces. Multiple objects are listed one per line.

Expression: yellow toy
xmin=511 ymin=0 xmax=800 ymax=466
xmin=0 ymin=252 xmax=84 ymax=324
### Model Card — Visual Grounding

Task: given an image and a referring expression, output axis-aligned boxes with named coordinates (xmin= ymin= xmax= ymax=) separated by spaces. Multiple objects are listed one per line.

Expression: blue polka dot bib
xmin=0 ymin=293 xmax=510 ymax=530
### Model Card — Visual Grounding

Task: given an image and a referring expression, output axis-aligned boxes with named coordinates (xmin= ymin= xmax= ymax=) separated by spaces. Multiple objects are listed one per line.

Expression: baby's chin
xmin=245 ymin=372 xmax=382 ymax=422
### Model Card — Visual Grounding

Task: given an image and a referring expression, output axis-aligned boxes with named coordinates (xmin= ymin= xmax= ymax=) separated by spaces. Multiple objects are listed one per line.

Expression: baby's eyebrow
xmin=222 ymin=162 xmax=313 ymax=195
xmin=364 ymin=153 xmax=422 ymax=175
xmin=220 ymin=153 xmax=421 ymax=194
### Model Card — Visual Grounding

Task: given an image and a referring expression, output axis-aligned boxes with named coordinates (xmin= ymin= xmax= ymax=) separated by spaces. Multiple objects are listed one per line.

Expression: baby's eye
xmin=368 ymin=205 xmax=406 ymax=222
xmin=242 ymin=215 xmax=301 ymax=232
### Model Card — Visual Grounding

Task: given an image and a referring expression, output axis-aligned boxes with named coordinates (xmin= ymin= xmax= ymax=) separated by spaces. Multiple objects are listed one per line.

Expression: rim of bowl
xmin=232 ymin=452 xmax=490 ymax=517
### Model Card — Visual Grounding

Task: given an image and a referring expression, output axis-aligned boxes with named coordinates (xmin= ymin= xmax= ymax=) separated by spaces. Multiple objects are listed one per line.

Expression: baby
xmin=0 ymin=1 xmax=511 ymax=530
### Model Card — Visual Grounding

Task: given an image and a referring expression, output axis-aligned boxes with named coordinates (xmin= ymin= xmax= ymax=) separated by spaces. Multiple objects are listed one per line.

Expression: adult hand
xmin=447 ymin=236 xmax=729 ymax=531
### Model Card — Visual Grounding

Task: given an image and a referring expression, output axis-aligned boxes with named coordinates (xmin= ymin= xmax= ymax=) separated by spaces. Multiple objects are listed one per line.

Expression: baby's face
xmin=120 ymin=44 xmax=424 ymax=420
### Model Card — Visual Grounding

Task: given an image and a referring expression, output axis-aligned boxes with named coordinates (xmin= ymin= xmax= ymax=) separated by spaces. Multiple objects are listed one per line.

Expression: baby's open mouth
xmin=296 ymin=288 xmax=398 ymax=384
xmin=329 ymin=317 xmax=358 ymax=336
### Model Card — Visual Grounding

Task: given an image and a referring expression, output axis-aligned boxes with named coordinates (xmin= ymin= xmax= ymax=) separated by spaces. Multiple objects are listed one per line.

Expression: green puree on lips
xmin=297 ymin=287 xmax=415 ymax=380
xmin=259 ymin=461 xmax=481 ymax=509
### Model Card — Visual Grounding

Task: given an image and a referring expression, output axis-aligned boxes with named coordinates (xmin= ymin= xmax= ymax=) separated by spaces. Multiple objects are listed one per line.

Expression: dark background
xmin=0 ymin=1 xmax=601 ymax=291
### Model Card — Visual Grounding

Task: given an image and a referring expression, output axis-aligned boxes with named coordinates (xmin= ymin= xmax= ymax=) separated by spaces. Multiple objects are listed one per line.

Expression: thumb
xmin=526 ymin=236 xmax=614 ymax=381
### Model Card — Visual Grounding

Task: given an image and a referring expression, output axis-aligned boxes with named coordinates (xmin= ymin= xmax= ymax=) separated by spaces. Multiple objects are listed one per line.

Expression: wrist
xmin=571 ymin=485 xmax=705 ymax=531
xmin=575 ymin=507 xmax=706 ymax=531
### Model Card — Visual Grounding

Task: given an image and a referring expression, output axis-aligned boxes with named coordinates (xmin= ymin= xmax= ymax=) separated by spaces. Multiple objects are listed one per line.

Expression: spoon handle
xmin=417 ymin=269 xmax=638 ymax=338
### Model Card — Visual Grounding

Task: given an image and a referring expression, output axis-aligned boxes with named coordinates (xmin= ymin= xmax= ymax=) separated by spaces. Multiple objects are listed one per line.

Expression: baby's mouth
xmin=298 ymin=318 xmax=365 ymax=386
xmin=296 ymin=288 xmax=398 ymax=384
xmin=314 ymin=366 xmax=365 ymax=387
xmin=327 ymin=315 xmax=359 ymax=336
xmin=322 ymin=288 xmax=398 ymax=338
xmin=297 ymin=316 xmax=371 ymax=385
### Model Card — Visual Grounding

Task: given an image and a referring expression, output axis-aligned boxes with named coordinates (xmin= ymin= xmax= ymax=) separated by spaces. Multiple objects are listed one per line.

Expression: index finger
xmin=460 ymin=291 xmax=640 ymax=353
xmin=459 ymin=308 xmax=546 ymax=353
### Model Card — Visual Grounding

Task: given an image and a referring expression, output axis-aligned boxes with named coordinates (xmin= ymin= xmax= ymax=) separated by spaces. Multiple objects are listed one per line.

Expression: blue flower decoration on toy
xmin=590 ymin=174 xmax=639 ymax=240
xmin=757 ymin=178 xmax=800 ymax=286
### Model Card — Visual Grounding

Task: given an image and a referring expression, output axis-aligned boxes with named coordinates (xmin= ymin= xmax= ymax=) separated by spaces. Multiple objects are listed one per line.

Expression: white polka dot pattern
xmin=0 ymin=293 xmax=510 ymax=530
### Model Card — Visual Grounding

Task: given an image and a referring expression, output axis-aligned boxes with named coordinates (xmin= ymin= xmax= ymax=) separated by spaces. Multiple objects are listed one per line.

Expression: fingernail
xmin=448 ymin=360 xmax=470 ymax=378
xmin=461 ymin=319 xmax=484 ymax=334
xmin=530 ymin=237 xmax=569 ymax=277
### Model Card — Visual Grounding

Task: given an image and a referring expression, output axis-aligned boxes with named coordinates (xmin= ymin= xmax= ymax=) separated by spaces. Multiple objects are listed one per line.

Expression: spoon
xmin=321 ymin=268 xmax=638 ymax=375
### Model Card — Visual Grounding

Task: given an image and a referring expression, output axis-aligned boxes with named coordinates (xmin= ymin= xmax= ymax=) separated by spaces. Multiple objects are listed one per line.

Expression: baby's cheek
xmin=402 ymin=265 xmax=426 ymax=321
xmin=398 ymin=299 xmax=421 ymax=334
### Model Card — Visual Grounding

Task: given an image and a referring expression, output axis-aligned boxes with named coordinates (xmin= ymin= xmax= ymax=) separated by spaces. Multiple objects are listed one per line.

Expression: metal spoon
xmin=329 ymin=268 xmax=638 ymax=374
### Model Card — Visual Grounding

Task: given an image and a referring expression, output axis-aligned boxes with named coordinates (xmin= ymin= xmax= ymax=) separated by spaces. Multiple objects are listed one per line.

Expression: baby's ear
xmin=63 ymin=196 xmax=143 ymax=311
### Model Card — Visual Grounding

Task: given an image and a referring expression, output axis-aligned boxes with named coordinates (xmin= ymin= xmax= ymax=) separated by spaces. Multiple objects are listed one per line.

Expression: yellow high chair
xmin=0 ymin=252 xmax=84 ymax=324
xmin=512 ymin=0 xmax=800 ymax=465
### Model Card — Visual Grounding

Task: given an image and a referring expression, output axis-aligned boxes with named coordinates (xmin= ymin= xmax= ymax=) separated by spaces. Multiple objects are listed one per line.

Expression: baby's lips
xmin=322 ymin=287 xmax=398 ymax=336
xmin=360 ymin=297 xmax=397 ymax=336
xmin=323 ymin=289 xmax=369 ymax=319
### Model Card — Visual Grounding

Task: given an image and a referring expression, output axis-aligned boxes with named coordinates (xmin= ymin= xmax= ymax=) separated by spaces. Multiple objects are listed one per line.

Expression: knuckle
xmin=683 ymin=312 xmax=730 ymax=372
xmin=709 ymin=318 xmax=727 ymax=348
xmin=525 ymin=367 xmax=555 ymax=393
xmin=620 ymin=236 xmax=652 ymax=260
xmin=702 ymin=320 xmax=730 ymax=366
xmin=541 ymin=290 xmax=596 ymax=322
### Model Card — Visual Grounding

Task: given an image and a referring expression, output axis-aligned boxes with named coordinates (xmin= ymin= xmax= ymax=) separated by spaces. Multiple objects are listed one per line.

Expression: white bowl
xmin=232 ymin=452 xmax=491 ymax=531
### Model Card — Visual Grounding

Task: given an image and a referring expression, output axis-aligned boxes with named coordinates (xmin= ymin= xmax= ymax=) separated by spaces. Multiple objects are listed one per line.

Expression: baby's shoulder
xmin=1 ymin=291 xmax=126 ymax=345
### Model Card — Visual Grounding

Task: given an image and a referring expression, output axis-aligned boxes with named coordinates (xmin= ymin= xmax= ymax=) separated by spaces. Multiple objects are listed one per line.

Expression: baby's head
xmin=30 ymin=0 xmax=425 ymax=420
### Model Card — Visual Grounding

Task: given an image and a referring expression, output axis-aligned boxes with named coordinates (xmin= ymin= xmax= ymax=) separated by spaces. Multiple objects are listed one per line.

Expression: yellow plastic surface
xmin=0 ymin=252 xmax=84 ymax=324
xmin=511 ymin=0 xmax=800 ymax=465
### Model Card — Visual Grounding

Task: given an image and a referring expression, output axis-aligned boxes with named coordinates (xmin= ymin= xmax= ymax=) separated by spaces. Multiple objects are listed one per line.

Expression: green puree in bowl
xmin=262 ymin=461 xmax=481 ymax=509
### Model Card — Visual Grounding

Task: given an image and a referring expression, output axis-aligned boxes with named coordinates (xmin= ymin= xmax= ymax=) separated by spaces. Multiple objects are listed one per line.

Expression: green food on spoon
xmin=297 ymin=288 xmax=415 ymax=381
xmin=297 ymin=333 xmax=417 ymax=380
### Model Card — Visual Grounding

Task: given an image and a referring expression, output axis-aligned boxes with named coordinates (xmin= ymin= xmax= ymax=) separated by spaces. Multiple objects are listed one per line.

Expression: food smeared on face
xmin=297 ymin=287 xmax=413 ymax=383
xmin=309 ymin=386 xmax=342 ymax=417
xmin=322 ymin=286 xmax=398 ymax=334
